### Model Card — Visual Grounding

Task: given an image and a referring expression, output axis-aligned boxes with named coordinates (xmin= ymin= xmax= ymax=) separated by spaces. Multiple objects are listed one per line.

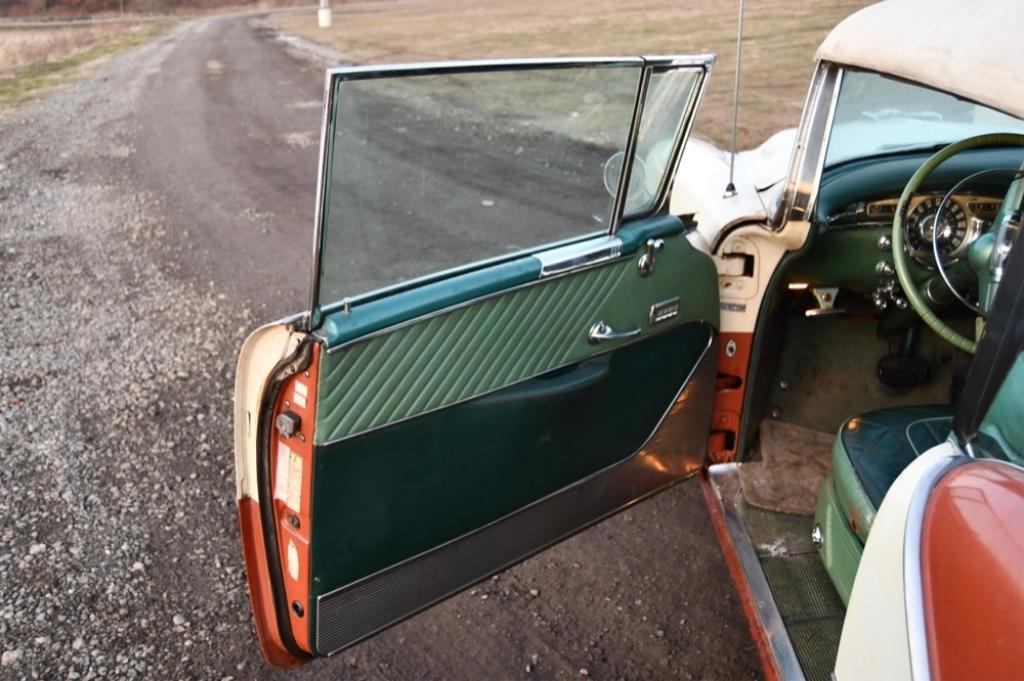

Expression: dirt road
xmin=0 ymin=14 xmax=761 ymax=679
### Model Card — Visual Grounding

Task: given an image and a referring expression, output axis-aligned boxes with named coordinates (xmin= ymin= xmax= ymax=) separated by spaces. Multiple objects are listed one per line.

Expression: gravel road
xmin=0 ymin=14 xmax=761 ymax=680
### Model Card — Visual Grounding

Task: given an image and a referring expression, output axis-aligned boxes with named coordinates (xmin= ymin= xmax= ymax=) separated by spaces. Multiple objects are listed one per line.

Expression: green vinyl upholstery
xmin=816 ymin=404 xmax=953 ymax=604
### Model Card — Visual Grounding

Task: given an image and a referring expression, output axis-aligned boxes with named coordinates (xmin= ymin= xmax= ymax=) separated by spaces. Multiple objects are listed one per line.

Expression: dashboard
xmin=785 ymin=146 xmax=1024 ymax=314
xmin=826 ymin=193 xmax=1002 ymax=267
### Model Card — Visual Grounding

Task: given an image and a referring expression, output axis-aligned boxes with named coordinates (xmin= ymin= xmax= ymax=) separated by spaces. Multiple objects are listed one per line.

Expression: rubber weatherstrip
xmin=256 ymin=338 xmax=315 ymax=660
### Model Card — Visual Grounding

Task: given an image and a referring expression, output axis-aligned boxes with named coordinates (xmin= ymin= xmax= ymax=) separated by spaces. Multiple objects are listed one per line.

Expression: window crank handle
xmin=587 ymin=321 xmax=641 ymax=344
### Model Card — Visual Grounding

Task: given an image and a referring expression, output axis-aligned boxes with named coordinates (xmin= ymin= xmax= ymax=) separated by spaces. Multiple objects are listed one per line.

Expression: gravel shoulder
xmin=0 ymin=14 xmax=761 ymax=680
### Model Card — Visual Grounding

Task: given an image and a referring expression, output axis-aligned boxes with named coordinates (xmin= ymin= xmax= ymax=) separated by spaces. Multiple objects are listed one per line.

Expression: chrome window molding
xmin=609 ymin=64 xmax=652 ymax=233
xmin=306 ymin=55 xmax=714 ymax=329
xmin=319 ymin=229 xmax=607 ymax=317
xmin=771 ymin=62 xmax=844 ymax=229
xmin=308 ymin=67 xmax=338 ymax=331
xmin=534 ymin=235 xmax=624 ymax=277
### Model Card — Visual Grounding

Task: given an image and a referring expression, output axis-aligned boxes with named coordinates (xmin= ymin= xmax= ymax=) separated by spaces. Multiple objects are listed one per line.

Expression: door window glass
xmin=318 ymin=63 xmax=642 ymax=305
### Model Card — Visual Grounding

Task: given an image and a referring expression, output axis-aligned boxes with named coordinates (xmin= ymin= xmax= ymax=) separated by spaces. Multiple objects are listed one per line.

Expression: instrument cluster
xmin=861 ymin=194 xmax=1001 ymax=266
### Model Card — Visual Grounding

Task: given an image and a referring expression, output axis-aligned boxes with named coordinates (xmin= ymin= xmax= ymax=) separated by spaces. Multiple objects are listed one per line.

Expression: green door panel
xmin=316 ymin=213 xmax=690 ymax=348
xmin=309 ymin=320 xmax=715 ymax=652
xmin=319 ymin=256 xmax=543 ymax=346
xmin=315 ymin=225 xmax=717 ymax=444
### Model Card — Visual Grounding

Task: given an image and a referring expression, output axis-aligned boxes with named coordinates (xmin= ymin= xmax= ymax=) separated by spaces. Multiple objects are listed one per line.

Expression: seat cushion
xmin=832 ymin=404 xmax=953 ymax=543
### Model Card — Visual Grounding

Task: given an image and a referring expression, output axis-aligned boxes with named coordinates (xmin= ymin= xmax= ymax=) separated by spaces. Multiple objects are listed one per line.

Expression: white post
xmin=318 ymin=0 xmax=332 ymax=29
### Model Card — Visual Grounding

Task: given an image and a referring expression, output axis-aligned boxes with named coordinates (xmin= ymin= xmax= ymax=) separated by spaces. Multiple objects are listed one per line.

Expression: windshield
xmin=825 ymin=70 xmax=1024 ymax=167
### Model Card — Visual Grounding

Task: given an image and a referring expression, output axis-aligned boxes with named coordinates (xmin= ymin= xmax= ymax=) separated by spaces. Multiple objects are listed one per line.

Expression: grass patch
xmin=269 ymin=0 xmax=874 ymax=149
xmin=0 ymin=19 xmax=175 ymax=110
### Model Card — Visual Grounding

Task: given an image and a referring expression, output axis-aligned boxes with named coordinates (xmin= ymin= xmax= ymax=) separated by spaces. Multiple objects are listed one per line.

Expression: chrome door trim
xmin=307 ymin=68 xmax=337 ymax=331
xmin=314 ymin=331 xmax=717 ymax=655
xmin=706 ymin=463 xmax=806 ymax=681
xmin=609 ymin=64 xmax=652 ymax=233
xmin=534 ymin=234 xmax=623 ymax=277
xmin=324 ymin=55 xmax=715 ymax=81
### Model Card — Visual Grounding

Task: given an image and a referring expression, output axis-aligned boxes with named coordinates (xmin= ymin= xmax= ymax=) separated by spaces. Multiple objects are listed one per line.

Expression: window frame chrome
xmin=771 ymin=62 xmax=844 ymax=229
xmin=306 ymin=55 xmax=714 ymax=330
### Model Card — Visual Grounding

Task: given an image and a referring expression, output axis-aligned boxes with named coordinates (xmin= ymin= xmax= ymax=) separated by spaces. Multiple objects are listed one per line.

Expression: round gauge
xmin=905 ymin=196 xmax=970 ymax=264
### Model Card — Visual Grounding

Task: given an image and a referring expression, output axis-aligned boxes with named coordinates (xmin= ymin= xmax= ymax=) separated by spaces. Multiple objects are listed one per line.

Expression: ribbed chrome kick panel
xmin=315 ymin=336 xmax=716 ymax=655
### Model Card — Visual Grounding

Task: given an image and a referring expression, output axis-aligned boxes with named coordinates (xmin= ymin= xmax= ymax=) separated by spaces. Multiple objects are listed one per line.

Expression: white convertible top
xmin=816 ymin=0 xmax=1024 ymax=120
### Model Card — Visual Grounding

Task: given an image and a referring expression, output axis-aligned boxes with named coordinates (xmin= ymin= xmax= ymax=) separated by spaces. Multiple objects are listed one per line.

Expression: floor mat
xmin=740 ymin=419 xmax=833 ymax=515
xmin=741 ymin=500 xmax=845 ymax=681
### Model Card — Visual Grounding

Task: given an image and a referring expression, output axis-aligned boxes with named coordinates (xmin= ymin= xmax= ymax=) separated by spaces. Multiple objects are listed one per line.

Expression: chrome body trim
xmin=773 ymin=63 xmax=843 ymax=228
xmin=314 ymin=331 xmax=717 ymax=655
xmin=609 ymin=64 xmax=651 ymax=233
xmin=307 ymin=69 xmax=337 ymax=330
xmin=902 ymin=449 xmax=966 ymax=681
xmin=707 ymin=463 xmax=806 ymax=681
xmin=533 ymin=235 xmax=623 ymax=277
xmin=324 ymin=55 xmax=715 ymax=81
xmin=318 ymin=318 xmax=713 ymax=447
xmin=322 ymin=231 xmax=604 ymax=316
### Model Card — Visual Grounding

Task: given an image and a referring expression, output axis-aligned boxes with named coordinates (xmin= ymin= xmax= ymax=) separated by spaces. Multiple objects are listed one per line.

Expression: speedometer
xmin=905 ymin=196 xmax=969 ymax=264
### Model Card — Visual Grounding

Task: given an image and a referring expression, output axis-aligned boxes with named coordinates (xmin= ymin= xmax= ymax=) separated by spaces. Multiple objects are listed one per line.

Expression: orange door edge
xmin=238 ymin=498 xmax=307 ymax=669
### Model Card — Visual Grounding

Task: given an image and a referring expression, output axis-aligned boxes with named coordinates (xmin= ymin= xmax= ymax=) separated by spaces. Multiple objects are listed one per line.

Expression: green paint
xmin=829 ymin=430 xmax=875 ymax=545
xmin=813 ymin=475 xmax=862 ymax=607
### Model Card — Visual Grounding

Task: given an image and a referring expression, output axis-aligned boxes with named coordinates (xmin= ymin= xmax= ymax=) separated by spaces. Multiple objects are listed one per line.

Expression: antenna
xmin=724 ymin=0 xmax=744 ymax=198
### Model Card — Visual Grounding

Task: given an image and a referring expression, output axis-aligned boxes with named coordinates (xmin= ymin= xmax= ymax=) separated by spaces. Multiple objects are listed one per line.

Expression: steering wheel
xmin=892 ymin=133 xmax=1024 ymax=353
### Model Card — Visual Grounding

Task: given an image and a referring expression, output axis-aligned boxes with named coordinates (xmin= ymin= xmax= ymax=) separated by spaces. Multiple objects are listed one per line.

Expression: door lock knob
xmin=275 ymin=411 xmax=302 ymax=438
xmin=638 ymin=238 xmax=665 ymax=277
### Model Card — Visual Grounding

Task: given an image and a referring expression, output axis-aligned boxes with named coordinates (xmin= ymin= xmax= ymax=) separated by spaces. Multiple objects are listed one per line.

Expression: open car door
xmin=234 ymin=56 xmax=718 ymax=668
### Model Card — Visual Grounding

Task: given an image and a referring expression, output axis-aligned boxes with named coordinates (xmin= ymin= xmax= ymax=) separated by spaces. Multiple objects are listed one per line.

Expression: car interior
xmin=717 ymin=70 xmax=1024 ymax=679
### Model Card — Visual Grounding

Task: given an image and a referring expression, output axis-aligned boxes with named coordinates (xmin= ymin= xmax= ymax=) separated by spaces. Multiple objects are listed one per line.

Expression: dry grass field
xmin=271 ymin=0 xmax=874 ymax=150
xmin=0 ymin=19 xmax=173 ymax=107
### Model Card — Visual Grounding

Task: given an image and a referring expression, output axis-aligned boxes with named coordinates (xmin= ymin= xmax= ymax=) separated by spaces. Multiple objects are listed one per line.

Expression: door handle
xmin=587 ymin=321 xmax=641 ymax=344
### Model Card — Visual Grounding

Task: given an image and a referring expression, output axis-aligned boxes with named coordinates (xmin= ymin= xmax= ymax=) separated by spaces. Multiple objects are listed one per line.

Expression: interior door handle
xmin=588 ymin=321 xmax=641 ymax=344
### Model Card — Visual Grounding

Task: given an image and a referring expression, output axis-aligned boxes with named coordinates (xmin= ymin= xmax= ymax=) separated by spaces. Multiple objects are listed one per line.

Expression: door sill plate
xmin=705 ymin=463 xmax=806 ymax=681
